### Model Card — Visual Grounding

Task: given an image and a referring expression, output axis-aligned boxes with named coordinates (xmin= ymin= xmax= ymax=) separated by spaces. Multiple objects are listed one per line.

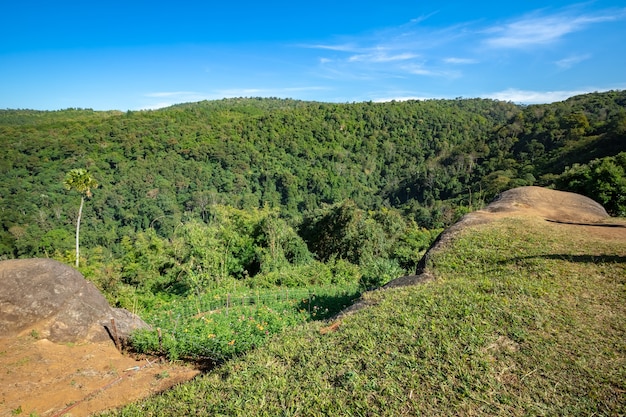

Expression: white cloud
xmin=401 ymin=63 xmax=461 ymax=78
xmin=300 ymin=18 xmax=455 ymax=79
xmin=348 ymin=51 xmax=419 ymax=63
xmin=300 ymin=6 xmax=624 ymax=84
xmin=555 ymin=54 xmax=591 ymax=69
xmin=486 ymin=88 xmax=590 ymax=104
xmin=484 ymin=8 xmax=626 ymax=49
xmin=304 ymin=43 xmax=358 ymax=52
xmin=443 ymin=57 xmax=478 ymax=65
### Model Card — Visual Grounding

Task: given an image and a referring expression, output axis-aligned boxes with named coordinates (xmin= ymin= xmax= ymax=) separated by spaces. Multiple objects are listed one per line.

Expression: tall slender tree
xmin=63 ymin=169 xmax=98 ymax=267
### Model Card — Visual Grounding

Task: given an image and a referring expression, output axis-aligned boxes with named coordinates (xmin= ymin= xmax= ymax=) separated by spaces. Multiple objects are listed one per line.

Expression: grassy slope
xmin=104 ymin=216 xmax=625 ymax=416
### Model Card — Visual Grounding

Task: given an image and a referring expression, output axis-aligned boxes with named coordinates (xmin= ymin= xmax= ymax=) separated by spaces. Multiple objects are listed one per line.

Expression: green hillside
xmin=1 ymin=92 xmax=625 ymax=309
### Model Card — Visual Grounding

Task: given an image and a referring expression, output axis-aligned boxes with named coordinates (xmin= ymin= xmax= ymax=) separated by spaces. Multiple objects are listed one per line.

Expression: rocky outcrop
xmin=424 ymin=187 xmax=607 ymax=267
xmin=384 ymin=186 xmax=610 ymax=290
xmin=0 ymin=258 xmax=149 ymax=343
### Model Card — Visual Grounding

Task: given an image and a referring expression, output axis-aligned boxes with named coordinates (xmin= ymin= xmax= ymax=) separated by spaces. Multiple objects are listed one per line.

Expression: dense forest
xmin=1 ymin=91 xmax=625 ymax=307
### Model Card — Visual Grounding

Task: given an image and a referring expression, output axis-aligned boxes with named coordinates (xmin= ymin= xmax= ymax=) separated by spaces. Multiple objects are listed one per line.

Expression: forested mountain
xmin=1 ymin=91 xmax=625 ymax=303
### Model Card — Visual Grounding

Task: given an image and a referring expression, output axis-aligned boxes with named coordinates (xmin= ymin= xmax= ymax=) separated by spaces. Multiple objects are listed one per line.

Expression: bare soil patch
xmin=0 ymin=336 xmax=199 ymax=416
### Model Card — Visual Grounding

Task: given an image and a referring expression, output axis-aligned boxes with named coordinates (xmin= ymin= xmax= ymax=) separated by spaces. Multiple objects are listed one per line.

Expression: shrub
xmin=359 ymin=257 xmax=405 ymax=290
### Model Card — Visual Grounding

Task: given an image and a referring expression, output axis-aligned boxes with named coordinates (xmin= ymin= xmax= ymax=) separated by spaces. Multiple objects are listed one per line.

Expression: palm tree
xmin=63 ymin=169 xmax=98 ymax=267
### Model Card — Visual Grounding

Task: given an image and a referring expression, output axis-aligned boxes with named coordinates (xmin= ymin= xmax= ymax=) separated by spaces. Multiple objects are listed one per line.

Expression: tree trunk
xmin=75 ymin=196 xmax=84 ymax=267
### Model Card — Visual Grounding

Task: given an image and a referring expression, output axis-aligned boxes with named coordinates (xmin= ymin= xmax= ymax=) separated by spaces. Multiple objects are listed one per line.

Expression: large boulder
xmin=384 ymin=186 xmax=610 ymax=289
xmin=0 ymin=258 xmax=149 ymax=343
xmin=480 ymin=186 xmax=608 ymax=222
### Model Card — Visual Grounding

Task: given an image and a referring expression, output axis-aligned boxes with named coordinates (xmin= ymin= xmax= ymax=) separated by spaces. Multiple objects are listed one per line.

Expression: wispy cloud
xmin=555 ymin=54 xmax=591 ymax=69
xmin=484 ymin=8 xmax=626 ymax=49
xmin=141 ymin=6 xmax=625 ymax=110
xmin=443 ymin=57 xmax=478 ymax=65
xmin=348 ymin=51 xmax=419 ymax=63
xmin=303 ymin=43 xmax=359 ymax=52
xmin=401 ymin=63 xmax=461 ymax=78
xmin=301 ymin=17 xmax=470 ymax=81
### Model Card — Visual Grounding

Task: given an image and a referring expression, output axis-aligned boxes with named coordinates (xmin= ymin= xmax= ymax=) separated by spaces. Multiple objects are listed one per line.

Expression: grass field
xmin=102 ymin=216 xmax=626 ymax=416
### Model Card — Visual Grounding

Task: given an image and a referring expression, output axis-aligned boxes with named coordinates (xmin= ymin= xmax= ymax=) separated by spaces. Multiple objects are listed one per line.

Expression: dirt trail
xmin=0 ymin=336 xmax=198 ymax=416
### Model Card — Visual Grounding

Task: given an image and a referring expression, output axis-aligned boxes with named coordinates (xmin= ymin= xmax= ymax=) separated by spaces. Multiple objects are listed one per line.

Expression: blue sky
xmin=1 ymin=1 xmax=625 ymax=111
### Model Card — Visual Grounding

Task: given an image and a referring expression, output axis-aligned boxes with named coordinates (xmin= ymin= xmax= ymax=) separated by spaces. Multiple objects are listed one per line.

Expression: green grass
xmin=103 ymin=216 xmax=626 ymax=416
xmin=128 ymin=284 xmax=361 ymax=362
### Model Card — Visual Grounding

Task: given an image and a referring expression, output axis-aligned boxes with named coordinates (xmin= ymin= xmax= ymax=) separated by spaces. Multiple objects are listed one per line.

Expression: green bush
xmin=359 ymin=257 xmax=405 ymax=290
xmin=248 ymin=259 xmax=360 ymax=288
xmin=556 ymin=152 xmax=626 ymax=216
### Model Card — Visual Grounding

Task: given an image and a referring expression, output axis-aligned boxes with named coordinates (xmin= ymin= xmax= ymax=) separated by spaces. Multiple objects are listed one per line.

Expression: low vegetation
xmin=102 ymin=216 xmax=625 ymax=416
xmin=129 ymin=284 xmax=360 ymax=362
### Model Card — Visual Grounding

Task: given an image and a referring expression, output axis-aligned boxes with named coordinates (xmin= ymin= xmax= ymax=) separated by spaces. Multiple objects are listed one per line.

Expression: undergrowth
xmin=102 ymin=216 xmax=626 ymax=416
xmin=129 ymin=285 xmax=360 ymax=362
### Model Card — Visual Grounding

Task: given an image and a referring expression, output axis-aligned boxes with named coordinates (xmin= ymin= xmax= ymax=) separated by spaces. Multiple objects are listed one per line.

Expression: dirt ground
xmin=0 ymin=336 xmax=199 ymax=417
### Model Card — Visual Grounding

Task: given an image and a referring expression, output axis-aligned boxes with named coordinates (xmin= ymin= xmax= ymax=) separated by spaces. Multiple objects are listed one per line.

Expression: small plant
xmin=156 ymin=371 xmax=170 ymax=380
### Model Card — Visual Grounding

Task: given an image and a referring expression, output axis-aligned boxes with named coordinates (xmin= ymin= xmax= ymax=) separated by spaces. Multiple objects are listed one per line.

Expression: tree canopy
xmin=0 ymin=91 xmax=624 ymax=302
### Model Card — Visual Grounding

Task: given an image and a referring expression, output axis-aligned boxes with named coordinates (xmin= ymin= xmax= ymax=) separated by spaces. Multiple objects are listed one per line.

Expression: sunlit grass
xmin=102 ymin=216 xmax=626 ymax=416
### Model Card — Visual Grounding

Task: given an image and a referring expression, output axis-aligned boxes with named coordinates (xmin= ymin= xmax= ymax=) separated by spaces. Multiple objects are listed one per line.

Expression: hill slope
xmin=102 ymin=189 xmax=626 ymax=416
xmin=1 ymin=91 xmax=625 ymax=265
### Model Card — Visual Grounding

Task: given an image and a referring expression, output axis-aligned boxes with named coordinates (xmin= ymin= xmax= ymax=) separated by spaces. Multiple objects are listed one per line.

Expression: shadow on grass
xmin=502 ymin=254 xmax=626 ymax=264
xmin=296 ymin=290 xmax=362 ymax=321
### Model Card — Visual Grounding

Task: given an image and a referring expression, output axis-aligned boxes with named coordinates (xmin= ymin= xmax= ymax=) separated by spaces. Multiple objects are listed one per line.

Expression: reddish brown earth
xmin=0 ymin=336 xmax=199 ymax=416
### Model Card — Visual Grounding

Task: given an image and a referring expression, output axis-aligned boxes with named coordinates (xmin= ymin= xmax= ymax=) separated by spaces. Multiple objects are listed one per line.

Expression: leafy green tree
xmin=556 ymin=152 xmax=626 ymax=216
xmin=63 ymin=168 xmax=98 ymax=267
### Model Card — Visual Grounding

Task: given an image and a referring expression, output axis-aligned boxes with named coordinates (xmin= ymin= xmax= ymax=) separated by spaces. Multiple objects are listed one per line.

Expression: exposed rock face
xmin=384 ymin=186 xmax=610 ymax=289
xmin=330 ymin=186 xmax=615 ymax=319
xmin=480 ymin=186 xmax=608 ymax=222
xmin=0 ymin=258 xmax=149 ymax=343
